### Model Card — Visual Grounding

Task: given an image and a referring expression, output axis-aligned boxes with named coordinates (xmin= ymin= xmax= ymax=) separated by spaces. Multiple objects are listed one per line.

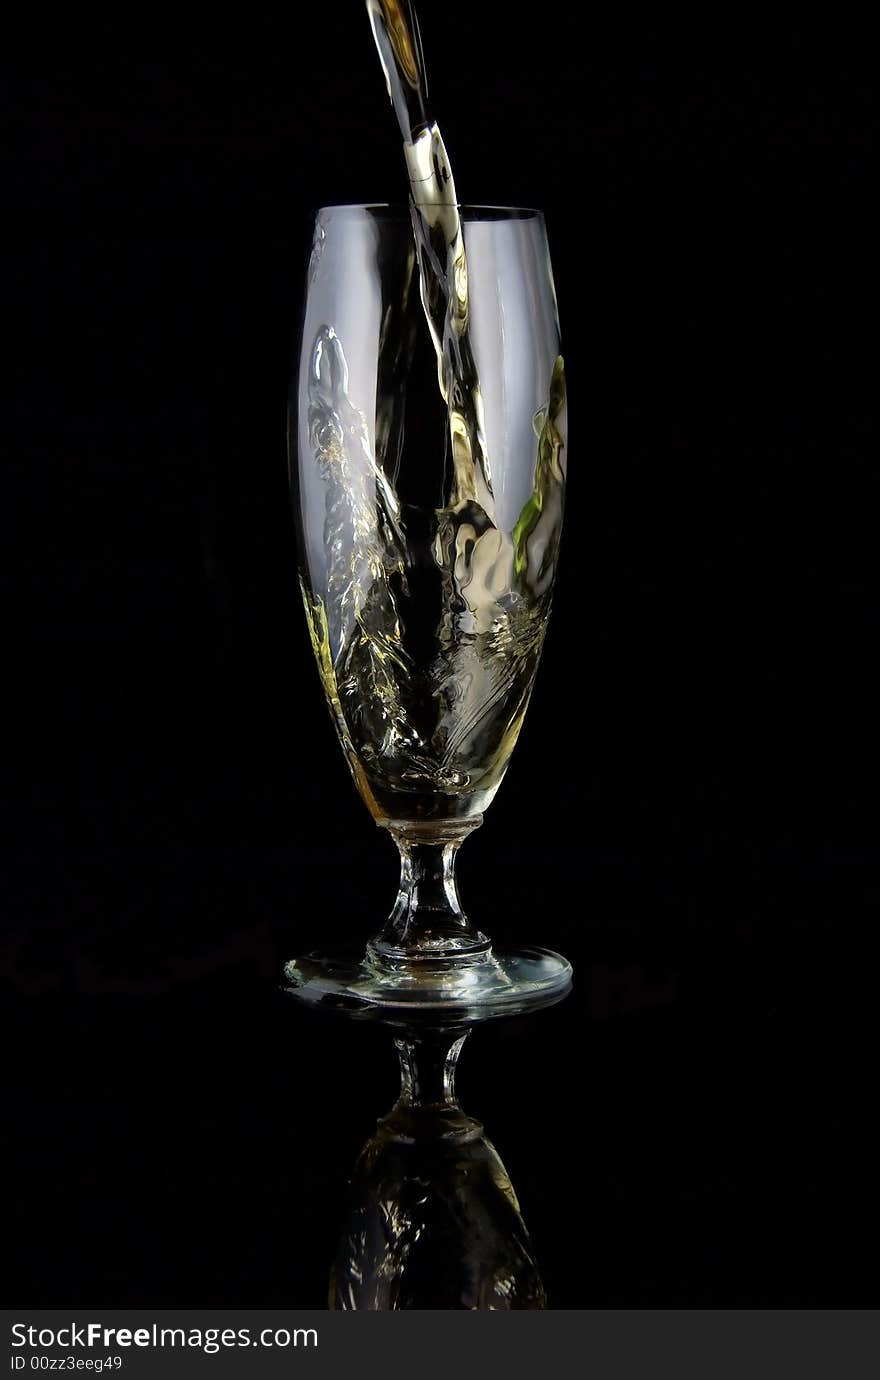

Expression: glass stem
xmin=378 ymin=1029 xmax=481 ymax=1143
xmin=394 ymin=1031 xmax=469 ymax=1110
xmin=369 ymin=829 xmax=490 ymax=964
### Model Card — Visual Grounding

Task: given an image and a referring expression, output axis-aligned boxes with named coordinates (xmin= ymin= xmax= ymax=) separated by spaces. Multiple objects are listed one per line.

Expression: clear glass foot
xmin=284 ymin=822 xmax=571 ymax=1021
xmin=283 ymin=942 xmax=571 ymax=1021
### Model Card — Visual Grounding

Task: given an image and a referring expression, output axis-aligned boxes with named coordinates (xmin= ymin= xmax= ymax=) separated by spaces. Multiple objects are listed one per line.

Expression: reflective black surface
xmin=3 ymin=8 xmax=875 ymax=1306
xmin=5 ymin=860 xmax=877 ymax=1306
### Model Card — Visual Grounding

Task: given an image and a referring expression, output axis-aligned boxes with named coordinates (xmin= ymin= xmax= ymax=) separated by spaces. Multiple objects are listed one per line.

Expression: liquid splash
xmin=304 ymin=310 xmax=563 ymax=819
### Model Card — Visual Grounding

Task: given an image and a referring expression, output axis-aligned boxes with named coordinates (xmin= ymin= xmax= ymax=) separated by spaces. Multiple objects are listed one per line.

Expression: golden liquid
xmin=304 ymin=330 xmax=564 ymax=825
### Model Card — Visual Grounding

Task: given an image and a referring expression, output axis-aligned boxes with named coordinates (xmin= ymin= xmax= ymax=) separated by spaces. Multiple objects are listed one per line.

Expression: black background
xmin=4 ymin=8 xmax=876 ymax=1306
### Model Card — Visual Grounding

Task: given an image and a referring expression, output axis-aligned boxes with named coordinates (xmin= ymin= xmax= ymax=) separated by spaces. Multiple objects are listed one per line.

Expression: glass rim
xmin=315 ymin=202 xmax=544 ymax=220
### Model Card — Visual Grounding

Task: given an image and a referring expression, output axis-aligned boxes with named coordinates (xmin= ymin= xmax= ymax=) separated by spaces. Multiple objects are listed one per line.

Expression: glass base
xmin=282 ymin=945 xmax=572 ymax=1026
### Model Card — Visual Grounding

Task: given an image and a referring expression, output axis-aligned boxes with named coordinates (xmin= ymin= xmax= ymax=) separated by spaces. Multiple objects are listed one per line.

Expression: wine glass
xmin=285 ymin=203 xmax=570 ymax=1017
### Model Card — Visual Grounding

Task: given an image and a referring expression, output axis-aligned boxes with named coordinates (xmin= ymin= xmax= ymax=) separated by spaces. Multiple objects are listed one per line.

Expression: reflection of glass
xmin=331 ymin=1030 xmax=545 ymax=1310
xmin=287 ymin=204 xmax=571 ymax=1016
